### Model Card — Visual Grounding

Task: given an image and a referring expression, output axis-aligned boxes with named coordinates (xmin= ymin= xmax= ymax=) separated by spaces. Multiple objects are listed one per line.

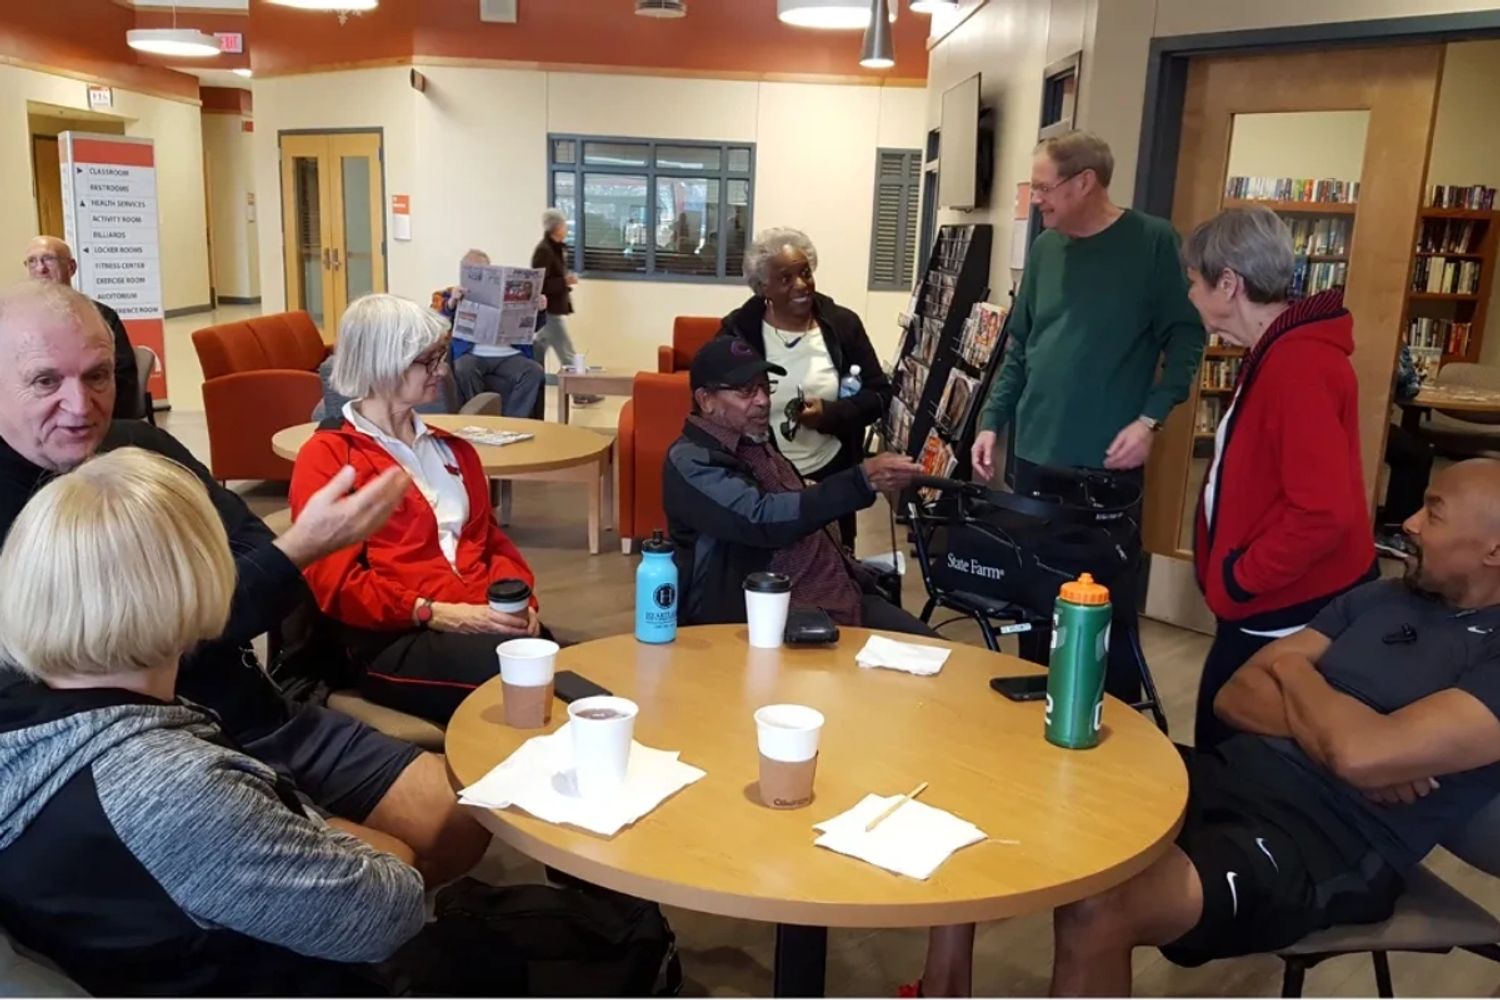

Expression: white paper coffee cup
xmin=568 ymin=695 xmax=638 ymax=798
xmin=744 ymin=572 xmax=792 ymax=649
xmin=496 ymin=637 xmax=557 ymax=687
xmin=755 ymin=704 xmax=824 ymax=762
xmin=573 ymin=352 xmax=587 ymax=373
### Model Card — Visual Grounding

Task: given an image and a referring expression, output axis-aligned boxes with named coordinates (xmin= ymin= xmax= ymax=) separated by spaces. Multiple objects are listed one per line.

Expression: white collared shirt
xmin=343 ymin=401 xmax=469 ymax=569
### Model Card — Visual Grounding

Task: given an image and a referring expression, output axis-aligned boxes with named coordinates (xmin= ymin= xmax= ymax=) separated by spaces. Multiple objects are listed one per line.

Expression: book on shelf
xmin=1195 ymin=396 xmax=1224 ymax=436
xmin=1405 ymin=316 xmax=1472 ymax=363
xmin=1200 ymin=357 xmax=1242 ymax=390
xmin=1223 ymin=175 xmax=1360 ymax=205
xmin=1290 ymin=259 xmax=1347 ymax=299
xmin=1411 ymin=257 xmax=1482 ymax=295
xmin=1286 ymin=216 xmax=1352 ymax=256
xmin=955 ymin=301 xmax=1007 ymax=370
xmin=1206 ymin=333 xmax=1240 ymax=351
xmin=1429 ymin=185 xmax=1498 ymax=211
xmin=1417 ymin=218 xmax=1485 ymax=254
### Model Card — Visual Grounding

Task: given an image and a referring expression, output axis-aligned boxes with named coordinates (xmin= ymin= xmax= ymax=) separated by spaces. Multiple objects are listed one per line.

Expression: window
xmin=869 ymin=148 xmax=922 ymax=291
xmin=547 ymin=134 xmax=754 ymax=282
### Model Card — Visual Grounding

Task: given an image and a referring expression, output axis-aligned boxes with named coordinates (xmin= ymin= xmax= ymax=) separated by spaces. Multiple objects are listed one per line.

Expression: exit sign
xmin=215 ymin=32 xmax=243 ymax=54
xmin=87 ymin=85 xmax=113 ymax=110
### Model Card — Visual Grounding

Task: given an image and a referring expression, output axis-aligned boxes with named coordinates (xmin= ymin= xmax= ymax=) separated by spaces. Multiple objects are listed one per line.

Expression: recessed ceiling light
xmin=777 ymin=0 xmax=895 ymax=30
xmin=125 ymin=28 xmax=222 ymax=58
xmin=232 ymin=68 xmax=253 ymax=78
xmin=910 ymin=0 xmax=959 ymax=12
xmin=636 ymin=0 xmax=687 ymax=16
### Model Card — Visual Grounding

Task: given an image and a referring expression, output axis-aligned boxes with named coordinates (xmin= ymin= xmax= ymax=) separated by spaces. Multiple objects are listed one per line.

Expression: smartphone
xmin=990 ymin=674 xmax=1049 ymax=702
xmin=554 ymin=670 xmax=613 ymax=703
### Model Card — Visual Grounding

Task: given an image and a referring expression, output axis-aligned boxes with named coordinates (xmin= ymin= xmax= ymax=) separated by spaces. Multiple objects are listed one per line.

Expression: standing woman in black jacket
xmin=720 ymin=226 xmax=893 ymax=546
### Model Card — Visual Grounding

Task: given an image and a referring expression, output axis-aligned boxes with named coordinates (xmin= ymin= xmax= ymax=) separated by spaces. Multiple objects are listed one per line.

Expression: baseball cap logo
xmin=730 ymin=340 xmax=754 ymax=357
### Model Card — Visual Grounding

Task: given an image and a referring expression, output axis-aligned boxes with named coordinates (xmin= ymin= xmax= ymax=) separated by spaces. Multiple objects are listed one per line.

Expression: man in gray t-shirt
xmin=1038 ymin=458 xmax=1500 ymax=995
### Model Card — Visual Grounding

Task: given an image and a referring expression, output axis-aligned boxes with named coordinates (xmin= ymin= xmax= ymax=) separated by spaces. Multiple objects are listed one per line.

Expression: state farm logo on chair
xmin=946 ymin=552 xmax=1006 ymax=580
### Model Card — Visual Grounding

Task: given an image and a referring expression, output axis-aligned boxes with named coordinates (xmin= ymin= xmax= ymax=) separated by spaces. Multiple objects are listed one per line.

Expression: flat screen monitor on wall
xmin=939 ymin=73 xmax=981 ymax=210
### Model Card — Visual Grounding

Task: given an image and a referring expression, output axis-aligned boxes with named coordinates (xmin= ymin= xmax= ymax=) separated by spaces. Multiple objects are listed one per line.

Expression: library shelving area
xmin=1403 ymin=187 xmax=1499 ymax=379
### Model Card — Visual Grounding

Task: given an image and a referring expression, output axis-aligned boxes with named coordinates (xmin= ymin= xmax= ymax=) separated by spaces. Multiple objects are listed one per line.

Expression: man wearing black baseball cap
xmin=662 ymin=336 xmax=929 ymax=632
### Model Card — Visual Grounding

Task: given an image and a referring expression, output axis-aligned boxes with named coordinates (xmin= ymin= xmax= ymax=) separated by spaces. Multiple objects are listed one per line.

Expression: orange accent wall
xmin=0 ymin=1 xmax=199 ymax=101
xmin=249 ymin=1 xmax=929 ymax=83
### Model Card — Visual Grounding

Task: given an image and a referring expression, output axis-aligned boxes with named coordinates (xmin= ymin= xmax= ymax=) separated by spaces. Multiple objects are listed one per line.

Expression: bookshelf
xmin=1400 ymin=195 xmax=1499 ymax=380
xmin=1191 ymin=176 xmax=1361 ymax=445
xmin=886 ymin=224 xmax=995 ymax=484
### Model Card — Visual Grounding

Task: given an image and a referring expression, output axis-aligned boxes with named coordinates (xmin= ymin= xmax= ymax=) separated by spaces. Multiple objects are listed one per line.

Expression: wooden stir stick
xmin=865 ymin=781 xmax=929 ymax=832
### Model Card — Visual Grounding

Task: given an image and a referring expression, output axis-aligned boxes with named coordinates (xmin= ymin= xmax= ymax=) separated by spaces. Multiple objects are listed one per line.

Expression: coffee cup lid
xmin=743 ymin=571 xmax=792 ymax=594
xmin=488 ymin=579 xmax=532 ymax=603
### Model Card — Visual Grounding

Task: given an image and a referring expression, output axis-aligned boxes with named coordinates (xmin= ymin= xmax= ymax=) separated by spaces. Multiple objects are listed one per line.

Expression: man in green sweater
xmin=972 ymin=131 xmax=1205 ymax=480
xmin=972 ymin=131 xmax=1203 ymax=711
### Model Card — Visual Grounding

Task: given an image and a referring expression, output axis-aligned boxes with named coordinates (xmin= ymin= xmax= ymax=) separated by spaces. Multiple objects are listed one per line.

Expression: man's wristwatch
xmin=414 ymin=598 xmax=435 ymax=628
xmin=1138 ymin=415 xmax=1163 ymax=433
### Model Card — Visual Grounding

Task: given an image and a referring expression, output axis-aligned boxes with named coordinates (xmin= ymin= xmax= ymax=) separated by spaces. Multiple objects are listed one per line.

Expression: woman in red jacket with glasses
xmin=290 ymin=294 xmax=543 ymax=724
xmin=1183 ymin=207 xmax=1376 ymax=748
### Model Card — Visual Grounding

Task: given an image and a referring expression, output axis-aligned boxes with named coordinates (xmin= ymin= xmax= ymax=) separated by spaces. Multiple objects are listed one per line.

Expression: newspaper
xmin=452 ymin=263 xmax=544 ymax=347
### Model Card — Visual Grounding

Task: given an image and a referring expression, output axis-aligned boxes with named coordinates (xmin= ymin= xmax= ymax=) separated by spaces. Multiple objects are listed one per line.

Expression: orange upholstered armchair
xmin=618 ymin=372 xmax=693 ymax=553
xmin=191 ymin=311 xmax=328 ymax=483
xmin=657 ymin=315 xmax=721 ymax=373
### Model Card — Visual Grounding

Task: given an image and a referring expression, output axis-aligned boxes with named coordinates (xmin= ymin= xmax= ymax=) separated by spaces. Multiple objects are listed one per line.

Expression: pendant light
xmin=777 ymin=0 xmax=895 ymax=30
xmin=909 ymin=0 xmax=959 ymax=12
xmin=125 ymin=4 xmax=220 ymax=58
xmin=860 ymin=0 xmax=895 ymax=68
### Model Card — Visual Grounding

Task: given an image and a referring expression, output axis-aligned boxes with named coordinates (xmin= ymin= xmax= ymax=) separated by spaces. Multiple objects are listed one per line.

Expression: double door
xmin=280 ymin=132 xmax=385 ymax=337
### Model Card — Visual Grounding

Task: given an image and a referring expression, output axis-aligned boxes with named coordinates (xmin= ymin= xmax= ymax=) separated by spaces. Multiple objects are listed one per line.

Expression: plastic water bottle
xmin=635 ymin=531 xmax=678 ymax=644
xmin=838 ymin=365 xmax=863 ymax=400
xmin=1044 ymin=573 xmax=1111 ymax=749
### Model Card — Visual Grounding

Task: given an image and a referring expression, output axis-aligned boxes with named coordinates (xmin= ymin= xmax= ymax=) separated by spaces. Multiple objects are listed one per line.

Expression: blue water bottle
xmin=838 ymin=365 xmax=863 ymax=400
xmin=635 ymin=530 xmax=678 ymax=644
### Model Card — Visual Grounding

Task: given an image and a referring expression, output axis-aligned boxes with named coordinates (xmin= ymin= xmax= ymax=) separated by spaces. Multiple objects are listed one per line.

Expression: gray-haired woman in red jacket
xmin=1183 ymin=207 xmax=1376 ymax=748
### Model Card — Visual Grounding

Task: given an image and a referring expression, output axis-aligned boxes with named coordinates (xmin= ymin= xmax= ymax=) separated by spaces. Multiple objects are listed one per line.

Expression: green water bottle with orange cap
xmin=1044 ymin=573 xmax=1111 ymax=749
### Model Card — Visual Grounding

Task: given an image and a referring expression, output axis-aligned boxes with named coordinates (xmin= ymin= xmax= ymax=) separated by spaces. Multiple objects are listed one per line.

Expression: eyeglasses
xmin=413 ymin=343 xmax=451 ymax=375
xmin=1031 ymin=172 xmax=1082 ymax=198
xmin=713 ymin=379 xmax=776 ymax=399
xmin=23 ymin=254 xmax=64 ymax=269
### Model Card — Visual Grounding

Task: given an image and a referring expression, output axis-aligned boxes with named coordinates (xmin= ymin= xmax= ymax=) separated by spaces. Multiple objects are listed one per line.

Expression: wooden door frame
xmin=276 ymin=127 xmax=386 ymax=336
xmin=1134 ymin=11 xmax=1500 ymax=225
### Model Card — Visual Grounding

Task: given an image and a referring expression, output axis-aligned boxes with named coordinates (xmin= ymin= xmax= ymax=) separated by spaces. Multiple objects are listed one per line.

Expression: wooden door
xmin=32 ymin=135 xmax=63 ymax=238
xmin=1142 ymin=44 xmax=1445 ymax=560
xmin=326 ymin=132 xmax=386 ymax=328
xmin=281 ymin=134 xmax=337 ymax=337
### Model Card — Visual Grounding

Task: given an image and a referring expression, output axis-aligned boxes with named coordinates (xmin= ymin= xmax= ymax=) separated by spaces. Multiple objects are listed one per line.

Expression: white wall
xmin=253 ymin=67 xmax=927 ymax=368
xmin=202 ymin=111 xmax=259 ymax=301
xmin=1225 ymin=111 xmax=1370 ymax=181
xmin=0 ymin=64 xmax=210 ymax=311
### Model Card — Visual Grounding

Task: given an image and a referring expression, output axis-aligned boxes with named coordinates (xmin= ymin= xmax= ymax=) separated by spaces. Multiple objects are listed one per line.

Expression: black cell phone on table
xmin=554 ymin=670 xmax=612 ymax=703
xmin=990 ymin=675 xmax=1049 ymax=702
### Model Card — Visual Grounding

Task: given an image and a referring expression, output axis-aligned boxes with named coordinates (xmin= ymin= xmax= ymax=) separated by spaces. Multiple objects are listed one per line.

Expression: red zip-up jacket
xmin=289 ymin=419 xmax=537 ymax=631
xmin=1194 ymin=289 xmax=1375 ymax=624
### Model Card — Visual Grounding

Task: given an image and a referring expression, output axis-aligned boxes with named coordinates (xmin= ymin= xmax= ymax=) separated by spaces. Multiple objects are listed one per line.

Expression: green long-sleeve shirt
xmin=979 ymin=209 xmax=1206 ymax=468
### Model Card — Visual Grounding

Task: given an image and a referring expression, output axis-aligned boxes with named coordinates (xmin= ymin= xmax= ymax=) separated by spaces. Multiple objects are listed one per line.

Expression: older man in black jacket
xmin=0 ymin=279 xmax=490 ymax=886
xmin=662 ymin=336 xmax=929 ymax=633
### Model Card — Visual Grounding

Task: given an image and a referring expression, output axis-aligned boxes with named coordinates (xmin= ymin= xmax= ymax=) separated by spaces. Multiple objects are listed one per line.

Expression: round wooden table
xmin=1399 ymin=385 xmax=1500 ymax=429
xmin=446 ymin=626 xmax=1187 ymax=996
xmin=271 ymin=415 xmax=615 ymax=553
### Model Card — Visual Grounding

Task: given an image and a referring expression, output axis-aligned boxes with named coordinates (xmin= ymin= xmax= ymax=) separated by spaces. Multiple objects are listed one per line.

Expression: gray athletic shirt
xmin=1261 ymin=579 xmax=1500 ymax=870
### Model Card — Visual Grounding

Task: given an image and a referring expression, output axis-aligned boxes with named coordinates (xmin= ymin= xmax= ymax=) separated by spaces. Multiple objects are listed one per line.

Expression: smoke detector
xmin=636 ymin=0 xmax=687 ymax=17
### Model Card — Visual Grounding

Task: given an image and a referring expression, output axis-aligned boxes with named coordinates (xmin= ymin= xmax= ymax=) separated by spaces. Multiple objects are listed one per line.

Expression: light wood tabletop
xmin=1399 ymin=386 xmax=1500 ymax=430
xmin=445 ymin=625 xmax=1188 ymax=930
xmin=556 ymin=369 xmax=636 ymax=424
xmin=271 ymin=415 xmax=616 ymax=553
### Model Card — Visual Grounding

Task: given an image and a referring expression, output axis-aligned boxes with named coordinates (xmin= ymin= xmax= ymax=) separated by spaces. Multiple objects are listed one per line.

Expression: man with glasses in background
xmin=23 ymin=236 xmax=139 ymax=419
xmin=661 ymin=336 xmax=928 ymax=633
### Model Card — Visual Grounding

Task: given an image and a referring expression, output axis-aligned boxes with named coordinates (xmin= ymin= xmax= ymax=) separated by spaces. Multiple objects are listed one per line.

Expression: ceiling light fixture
xmin=860 ymin=0 xmax=895 ymax=67
xmin=126 ymin=28 xmax=222 ymax=58
xmin=636 ymin=0 xmax=687 ymax=16
xmin=232 ymin=68 xmax=253 ymax=78
xmin=777 ymin=0 xmax=895 ymax=30
xmin=909 ymin=0 xmax=959 ymax=12
xmin=266 ymin=0 xmax=378 ymax=11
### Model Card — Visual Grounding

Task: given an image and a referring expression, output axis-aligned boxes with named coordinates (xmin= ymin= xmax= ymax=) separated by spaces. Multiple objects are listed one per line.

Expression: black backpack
xmin=392 ymin=878 xmax=683 ymax=997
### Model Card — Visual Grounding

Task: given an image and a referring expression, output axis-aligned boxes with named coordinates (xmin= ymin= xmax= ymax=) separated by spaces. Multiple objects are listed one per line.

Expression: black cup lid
xmin=488 ymin=579 xmax=532 ymax=603
xmin=642 ymin=530 xmax=673 ymax=556
xmin=743 ymin=571 xmax=792 ymax=594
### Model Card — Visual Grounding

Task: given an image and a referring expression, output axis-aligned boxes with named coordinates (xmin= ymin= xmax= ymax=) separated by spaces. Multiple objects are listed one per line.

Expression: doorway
xmin=279 ymin=130 xmax=386 ymax=338
xmin=28 ymin=103 xmax=127 ymax=240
